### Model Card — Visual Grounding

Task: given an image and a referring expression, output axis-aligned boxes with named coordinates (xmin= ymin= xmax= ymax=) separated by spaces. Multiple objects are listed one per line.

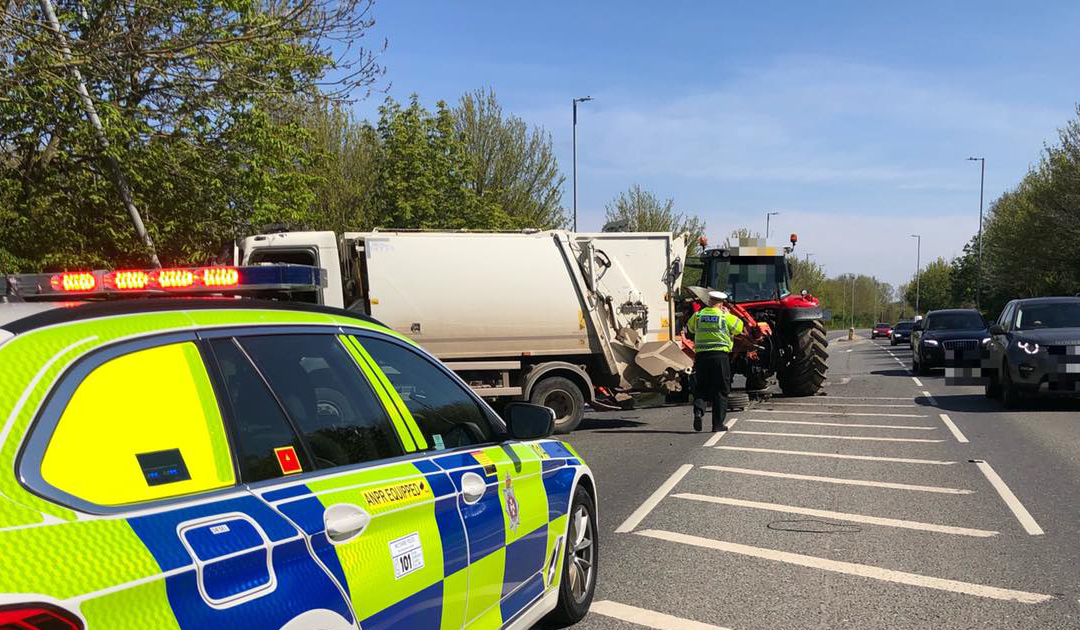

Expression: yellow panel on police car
xmin=41 ymin=342 xmax=235 ymax=506
xmin=305 ymin=461 xmax=445 ymax=621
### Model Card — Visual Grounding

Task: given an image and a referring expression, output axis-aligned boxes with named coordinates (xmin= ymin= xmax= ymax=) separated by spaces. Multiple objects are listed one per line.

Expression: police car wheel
xmin=531 ymin=376 xmax=584 ymax=434
xmin=545 ymin=485 xmax=597 ymax=626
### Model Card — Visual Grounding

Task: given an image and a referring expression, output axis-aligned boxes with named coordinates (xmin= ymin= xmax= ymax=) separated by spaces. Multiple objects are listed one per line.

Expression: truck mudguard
xmin=522 ymin=361 xmax=595 ymax=403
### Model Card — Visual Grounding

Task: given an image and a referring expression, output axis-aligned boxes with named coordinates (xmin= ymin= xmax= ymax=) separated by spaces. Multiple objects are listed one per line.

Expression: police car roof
xmin=0 ymin=298 xmax=382 ymax=335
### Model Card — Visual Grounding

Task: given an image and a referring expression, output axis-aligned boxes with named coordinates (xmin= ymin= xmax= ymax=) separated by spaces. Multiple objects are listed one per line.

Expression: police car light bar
xmin=12 ymin=265 xmax=327 ymax=300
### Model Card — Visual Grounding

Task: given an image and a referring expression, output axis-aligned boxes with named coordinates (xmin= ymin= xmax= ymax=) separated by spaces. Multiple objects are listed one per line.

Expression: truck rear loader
xmin=239 ymin=229 xmax=693 ymax=432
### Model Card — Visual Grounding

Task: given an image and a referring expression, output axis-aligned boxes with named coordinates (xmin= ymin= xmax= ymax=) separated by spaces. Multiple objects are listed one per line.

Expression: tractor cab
xmin=701 ymin=236 xmax=795 ymax=306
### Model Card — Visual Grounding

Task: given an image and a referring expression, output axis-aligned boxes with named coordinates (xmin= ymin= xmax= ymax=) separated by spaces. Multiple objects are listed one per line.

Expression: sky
xmin=347 ymin=1 xmax=1080 ymax=289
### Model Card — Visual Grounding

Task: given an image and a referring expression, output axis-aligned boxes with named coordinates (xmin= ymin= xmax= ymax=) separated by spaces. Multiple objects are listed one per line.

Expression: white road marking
xmin=615 ymin=464 xmax=693 ymax=534
xmin=912 ymin=376 xmax=924 ymax=386
xmin=974 ymin=461 xmax=1045 ymax=535
xmin=590 ymin=601 xmax=735 ymax=630
xmin=717 ymin=445 xmax=956 ymax=465
xmin=764 ymin=401 xmax=917 ymax=408
xmin=673 ymin=494 xmax=996 ymax=537
xmin=938 ymin=413 xmax=969 ymax=443
xmin=745 ymin=419 xmax=935 ymax=431
xmin=750 ymin=409 xmax=928 ymax=418
xmin=921 ymin=390 xmax=938 ymax=405
xmin=846 ymin=349 xmax=853 ymax=353
xmin=635 ymin=530 xmax=1053 ymax=604
xmin=702 ymin=418 xmax=738 ymax=447
xmin=731 ymin=430 xmax=943 ymax=443
xmin=700 ymin=465 xmax=972 ymax=494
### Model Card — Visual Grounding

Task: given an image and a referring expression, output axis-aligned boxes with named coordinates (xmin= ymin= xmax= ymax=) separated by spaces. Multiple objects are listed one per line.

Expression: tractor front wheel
xmin=778 ymin=320 xmax=829 ymax=396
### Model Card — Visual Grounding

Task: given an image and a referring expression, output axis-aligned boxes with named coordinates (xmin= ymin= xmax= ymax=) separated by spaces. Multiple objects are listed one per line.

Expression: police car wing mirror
xmin=504 ymin=402 xmax=555 ymax=440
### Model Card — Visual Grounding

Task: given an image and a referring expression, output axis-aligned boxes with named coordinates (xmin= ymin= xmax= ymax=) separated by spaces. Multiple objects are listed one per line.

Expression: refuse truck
xmin=238 ymin=229 xmax=694 ymax=433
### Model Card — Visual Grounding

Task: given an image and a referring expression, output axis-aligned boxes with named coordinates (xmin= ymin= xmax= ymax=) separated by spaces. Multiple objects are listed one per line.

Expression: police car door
xmin=21 ymin=336 xmax=354 ymax=630
xmin=218 ymin=331 xmax=468 ymax=630
xmin=353 ymin=334 xmax=556 ymax=629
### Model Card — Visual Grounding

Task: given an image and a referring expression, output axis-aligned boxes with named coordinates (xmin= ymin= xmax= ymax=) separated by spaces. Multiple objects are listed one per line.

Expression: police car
xmin=0 ymin=265 xmax=598 ymax=629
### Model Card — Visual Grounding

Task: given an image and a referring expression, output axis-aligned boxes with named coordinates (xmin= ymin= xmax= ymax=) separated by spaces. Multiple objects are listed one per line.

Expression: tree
xmin=454 ymin=88 xmax=567 ymax=229
xmin=604 ymin=185 xmax=705 ymax=263
xmin=789 ymin=258 xmax=826 ymax=296
xmin=372 ymin=95 xmax=505 ymax=230
xmin=0 ymin=0 xmax=385 ymax=270
xmin=723 ymin=228 xmax=762 ymax=246
xmin=905 ymin=257 xmax=953 ymax=314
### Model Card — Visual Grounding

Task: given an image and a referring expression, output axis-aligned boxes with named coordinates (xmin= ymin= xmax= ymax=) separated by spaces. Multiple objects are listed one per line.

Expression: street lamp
xmin=804 ymin=252 xmax=814 ymax=262
xmin=911 ymin=234 xmax=921 ymax=317
xmin=766 ymin=211 xmax=780 ymax=239
xmin=967 ymin=157 xmax=986 ymax=310
xmin=849 ymin=274 xmax=856 ymax=329
xmin=572 ymin=96 xmax=593 ymax=232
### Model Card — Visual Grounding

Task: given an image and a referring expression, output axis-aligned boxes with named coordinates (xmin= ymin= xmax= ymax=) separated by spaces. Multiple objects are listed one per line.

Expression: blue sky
xmin=349 ymin=1 xmax=1080 ymax=289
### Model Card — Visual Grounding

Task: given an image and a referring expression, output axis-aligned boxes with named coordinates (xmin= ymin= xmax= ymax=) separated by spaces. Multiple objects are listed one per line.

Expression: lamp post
xmin=572 ymin=96 xmax=593 ymax=232
xmin=850 ymin=274 xmax=856 ymax=329
xmin=967 ymin=157 xmax=985 ymax=310
xmin=766 ymin=211 xmax=780 ymax=239
xmin=911 ymin=234 xmax=921 ymax=317
xmin=804 ymin=252 xmax=813 ymax=262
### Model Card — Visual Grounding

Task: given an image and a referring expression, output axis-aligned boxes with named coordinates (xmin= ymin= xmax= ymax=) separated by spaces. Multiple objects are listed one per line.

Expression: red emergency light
xmin=49 ymin=272 xmax=96 ymax=292
xmin=13 ymin=265 xmax=325 ymax=301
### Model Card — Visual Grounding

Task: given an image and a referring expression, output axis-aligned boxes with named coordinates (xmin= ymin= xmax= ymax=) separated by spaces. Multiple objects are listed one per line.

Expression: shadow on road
xmin=577 ymin=416 xmax=647 ymax=431
xmin=924 ymin=392 xmax=1080 ymax=414
xmin=870 ymin=368 xmax=915 ymax=377
xmin=591 ymin=429 xmax=702 ymax=435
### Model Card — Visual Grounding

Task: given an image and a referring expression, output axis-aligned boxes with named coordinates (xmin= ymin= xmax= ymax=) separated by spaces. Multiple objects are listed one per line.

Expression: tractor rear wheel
xmin=778 ymin=320 xmax=829 ymax=396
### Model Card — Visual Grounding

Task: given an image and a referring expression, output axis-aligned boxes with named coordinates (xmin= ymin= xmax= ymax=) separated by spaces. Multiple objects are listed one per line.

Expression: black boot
xmin=692 ymin=400 xmax=705 ymax=432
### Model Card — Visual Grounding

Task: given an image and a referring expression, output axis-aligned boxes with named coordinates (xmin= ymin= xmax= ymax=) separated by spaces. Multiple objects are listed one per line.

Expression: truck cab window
xmin=356 ymin=337 xmax=495 ymax=450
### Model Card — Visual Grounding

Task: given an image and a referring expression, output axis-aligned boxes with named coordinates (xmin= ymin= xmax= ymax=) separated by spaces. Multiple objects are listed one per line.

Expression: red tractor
xmin=684 ymin=234 xmax=828 ymax=396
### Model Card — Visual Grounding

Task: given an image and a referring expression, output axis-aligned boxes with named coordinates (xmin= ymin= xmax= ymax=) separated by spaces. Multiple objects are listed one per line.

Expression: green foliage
xmin=904 ymin=257 xmax=953 ymax=314
xmin=454 ymin=89 xmax=567 ymax=229
xmin=604 ymin=184 xmax=706 ymax=265
xmin=0 ymin=0 xmax=383 ymax=271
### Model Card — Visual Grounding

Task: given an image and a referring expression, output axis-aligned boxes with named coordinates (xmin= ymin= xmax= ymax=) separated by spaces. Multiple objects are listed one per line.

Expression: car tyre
xmin=890 ymin=338 xmax=897 ymax=346
xmin=984 ymin=371 xmax=1001 ymax=398
xmin=544 ymin=484 xmax=597 ymax=628
xmin=913 ymin=352 xmax=926 ymax=376
xmin=1000 ymin=360 xmax=1022 ymax=409
xmin=531 ymin=376 xmax=585 ymax=434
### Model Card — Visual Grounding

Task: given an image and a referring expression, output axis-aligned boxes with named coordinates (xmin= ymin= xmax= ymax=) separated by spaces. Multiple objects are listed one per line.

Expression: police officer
xmin=687 ymin=290 xmax=745 ymax=432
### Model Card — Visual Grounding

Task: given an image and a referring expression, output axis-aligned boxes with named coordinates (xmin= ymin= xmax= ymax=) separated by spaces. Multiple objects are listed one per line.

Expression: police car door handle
xmin=324 ymin=504 xmax=371 ymax=544
xmin=461 ymin=472 xmax=486 ymax=505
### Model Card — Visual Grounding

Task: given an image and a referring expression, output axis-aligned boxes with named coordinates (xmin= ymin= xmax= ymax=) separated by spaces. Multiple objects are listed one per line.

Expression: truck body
xmin=239 ymin=229 xmax=693 ymax=432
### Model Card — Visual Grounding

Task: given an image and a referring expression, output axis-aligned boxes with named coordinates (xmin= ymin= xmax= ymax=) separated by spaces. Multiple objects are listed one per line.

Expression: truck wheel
xmin=778 ymin=320 xmax=829 ymax=396
xmin=543 ymin=484 xmax=597 ymax=627
xmin=530 ymin=376 xmax=585 ymax=434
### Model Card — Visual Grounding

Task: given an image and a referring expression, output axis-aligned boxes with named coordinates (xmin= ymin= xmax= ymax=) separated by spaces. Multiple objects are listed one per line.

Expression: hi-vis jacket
xmin=687 ymin=306 xmax=745 ymax=353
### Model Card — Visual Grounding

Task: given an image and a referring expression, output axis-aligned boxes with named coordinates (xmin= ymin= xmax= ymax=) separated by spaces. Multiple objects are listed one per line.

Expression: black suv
xmin=912 ymin=309 xmax=988 ymax=375
xmin=985 ymin=297 xmax=1080 ymax=407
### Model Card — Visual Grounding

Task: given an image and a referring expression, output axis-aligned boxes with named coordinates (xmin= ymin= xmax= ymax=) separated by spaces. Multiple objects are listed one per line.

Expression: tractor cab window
xmin=709 ymin=256 xmax=790 ymax=303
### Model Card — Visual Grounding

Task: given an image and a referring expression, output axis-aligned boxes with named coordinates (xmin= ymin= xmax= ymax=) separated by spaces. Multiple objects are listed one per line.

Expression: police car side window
xmin=356 ymin=336 xmax=495 ymax=450
xmin=40 ymin=342 xmax=236 ymax=506
xmin=239 ymin=334 xmax=404 ymax=469
xmin=209 ymin=339 xmax=312 ymax=482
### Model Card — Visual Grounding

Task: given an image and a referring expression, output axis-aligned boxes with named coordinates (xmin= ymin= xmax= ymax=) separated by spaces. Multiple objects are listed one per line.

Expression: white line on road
xmin=921 ymin=390 xmax=938 ymax=405
xmin=700 ymin=465 xmax=973 ymax=494
xmin=974 ymin=461 xmax=1045 ymax=536
xmin=615 ymin=464 xmax=693 ymax=534
xmin=732 ymin=430 xmax=943 ymax=443
xmin=764 ymin=401 xmax=917 ymax=408
xmin=717 ymin=445 xmax=956 ymax=465
xmin=702 ymin=418 xmax=738 ymax=447
xmin=745 ymin=418 xmax=935 ymax=431
xmin=635 ymin=530 xmax=1052 ymax=604
xmin=590 ymin=601 xmax=735 ymax=630
xmin=750 ymin=409 xmax=929 ymax=418
xmin=846 ymin=349 xmax=853 ymax=353
xmin=938 ymin=413 xmax=969 ymax=444
xmin=912 ymin=376 xmax=924 ymax=386
xmin=674 ymin=493 xmax=996 ymax=537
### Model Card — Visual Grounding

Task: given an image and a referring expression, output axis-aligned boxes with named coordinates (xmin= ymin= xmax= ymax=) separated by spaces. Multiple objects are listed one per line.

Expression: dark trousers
xmin=694 ymin=351 xmax=732 ymax=428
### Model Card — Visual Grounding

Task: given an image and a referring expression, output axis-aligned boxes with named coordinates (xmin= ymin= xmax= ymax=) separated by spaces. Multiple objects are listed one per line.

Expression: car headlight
xmin=1017 ymin=340 xmax=1040 ymax=354
xmin=923 ymin=339 xmax=939 ymax=347
xmin=981 ymin=337 xmax=991 ymax=346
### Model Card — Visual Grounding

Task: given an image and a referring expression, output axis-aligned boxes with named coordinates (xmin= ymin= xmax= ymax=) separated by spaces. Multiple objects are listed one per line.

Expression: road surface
xmin=558 ymin=329 xmax=1080 ymax=630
